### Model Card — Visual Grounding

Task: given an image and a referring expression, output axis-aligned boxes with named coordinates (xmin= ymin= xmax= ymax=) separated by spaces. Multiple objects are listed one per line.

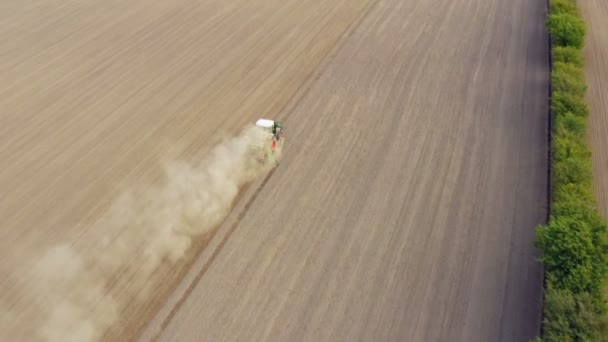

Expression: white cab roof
xmin=255 ymin=119 xmax=275 ymax=128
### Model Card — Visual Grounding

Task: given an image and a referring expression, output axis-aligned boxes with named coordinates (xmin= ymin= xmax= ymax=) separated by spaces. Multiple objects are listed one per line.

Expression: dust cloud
xmin=2 ymin=125 xmax=283 ymax=342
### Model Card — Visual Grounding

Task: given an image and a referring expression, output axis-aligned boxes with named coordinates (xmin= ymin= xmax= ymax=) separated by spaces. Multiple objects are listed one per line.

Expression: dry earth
xmin=144 ymin=0 xmax=550 ymax=341
xmin=0 ymin=0 xmax=549 ymax=341
xmin=0 ymin=0 xmax=371 ymax=340
xmin=581 ymin=0 xmax=608 ymax=219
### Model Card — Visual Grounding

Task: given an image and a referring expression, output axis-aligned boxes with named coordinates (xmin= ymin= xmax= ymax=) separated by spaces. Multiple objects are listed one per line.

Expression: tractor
xmin=253 ymin=119 xmax=284 ymax=165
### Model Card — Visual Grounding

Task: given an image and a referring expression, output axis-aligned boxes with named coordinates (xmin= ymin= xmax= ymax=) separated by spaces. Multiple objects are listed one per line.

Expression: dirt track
xmin=1 ymin=0 xmax=548 ymax=341
xmin=581 ymin=0 xmax=608 ymax=220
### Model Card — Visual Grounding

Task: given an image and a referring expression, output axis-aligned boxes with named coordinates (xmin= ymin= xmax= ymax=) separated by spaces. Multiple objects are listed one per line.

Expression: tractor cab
xmin=255 ymin=119 xmax=284 ymax=141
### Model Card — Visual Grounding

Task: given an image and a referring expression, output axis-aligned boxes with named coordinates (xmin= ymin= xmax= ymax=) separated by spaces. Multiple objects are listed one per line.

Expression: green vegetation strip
xmin=535 ymin=0 xmax=608 ymax=340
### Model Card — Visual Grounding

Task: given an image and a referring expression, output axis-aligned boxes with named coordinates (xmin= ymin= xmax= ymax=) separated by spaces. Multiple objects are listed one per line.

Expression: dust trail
xmin=2 ymin=125 xmax=283 ymax=342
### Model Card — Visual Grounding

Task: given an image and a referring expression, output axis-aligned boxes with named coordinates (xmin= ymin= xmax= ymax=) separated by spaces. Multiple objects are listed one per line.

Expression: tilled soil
xmin=0 ymin=0 xmax=549 ymax=341
xmin=581 ymin=0 xmax=608 ymax=219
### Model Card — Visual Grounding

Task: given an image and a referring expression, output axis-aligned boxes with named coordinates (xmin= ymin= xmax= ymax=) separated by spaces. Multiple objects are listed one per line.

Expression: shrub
xmin=552 ymin=62 xmax=587 ymax=97
xmin=553 ymin=46 xmax=584 ymax=67
xmin=551 ymin=134 xmax=592 ymax=187
xmin=552 ymin=183 xmax=595 ymax=217
xmin=555 ymin=111 xmax=587 ymax=137
xmin=535 ymin=216 xmax=607 ymax=293
xmin=553 ymin=156 xmax=592 ymax=187
xmin=542 ymin=286 xmax=608 ymax=341
xmin=552 ymin=130 xmax=591 ymax=162
xmin=552 ymin=91 xmax=589 ymax=118
xmin=550 ymin=0 xmax=580 ymax=16
xmin=547 ymin=13 xmax=586 ymax=48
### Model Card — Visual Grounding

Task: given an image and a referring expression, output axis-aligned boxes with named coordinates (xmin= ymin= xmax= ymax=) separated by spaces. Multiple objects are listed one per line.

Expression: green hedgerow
xmin=552 ymin=91 xmax=589 ymax=118
xmin=552 ymin=183 xmax=596 ymax=218
xmin=547 ymin=13 xmax=586 ymax=48
xmin=550 ymin=0 xmax=580 ymax=16
xmin=553 ymin=46 xmax=584 ymax=67
xmin=552 ymin=129 xmax=591 ymax=162
xmin=535 ymin=215 xmax=606 ymax=294
xmin=551 ymin=136 xmax=593 ymax=186
xmin=551 ymin=199 xmax=605 ymax=238
xmin=542 ymin=286 xmax=608 ymax=342
xmin=552 ymin=156 xmax=592 ymax=187
xmin=540 ymin=0 xmax=608 ymax=340
xmin=552 ymin=62 xmax=587 ymax=97
xmin=555 ymin=111 xmax=587 ymax=137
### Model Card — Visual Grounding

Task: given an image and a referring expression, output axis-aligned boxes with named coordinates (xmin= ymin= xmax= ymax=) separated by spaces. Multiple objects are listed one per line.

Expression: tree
xmin=547 ymin=13 xmax=586 ymax=48
xmin=542 ymin=286 xmax=608 ymax=341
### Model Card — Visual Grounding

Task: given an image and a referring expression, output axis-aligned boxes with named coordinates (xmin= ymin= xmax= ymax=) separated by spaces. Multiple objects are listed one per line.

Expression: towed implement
xmin=252 ymin=119 xmax=284 ymax=165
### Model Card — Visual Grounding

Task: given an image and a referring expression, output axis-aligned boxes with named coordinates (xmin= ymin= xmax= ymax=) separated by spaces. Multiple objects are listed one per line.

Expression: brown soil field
xmin=144 ymin=0 xmax=550 ymax=341
xmin=0 ymin=0 xmax=549 ymax=341
xmin=581 ymin=0 xmax=608 ymax=219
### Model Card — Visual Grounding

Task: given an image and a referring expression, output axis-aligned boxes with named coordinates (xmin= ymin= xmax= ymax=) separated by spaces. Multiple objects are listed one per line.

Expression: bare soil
xmin=581 ymin=0 xmax=608 ymax=219
xmin=0 ymin=0 xmax=549 ymax=341
xmin=145 ymin=0 xmax=550 ymax=341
